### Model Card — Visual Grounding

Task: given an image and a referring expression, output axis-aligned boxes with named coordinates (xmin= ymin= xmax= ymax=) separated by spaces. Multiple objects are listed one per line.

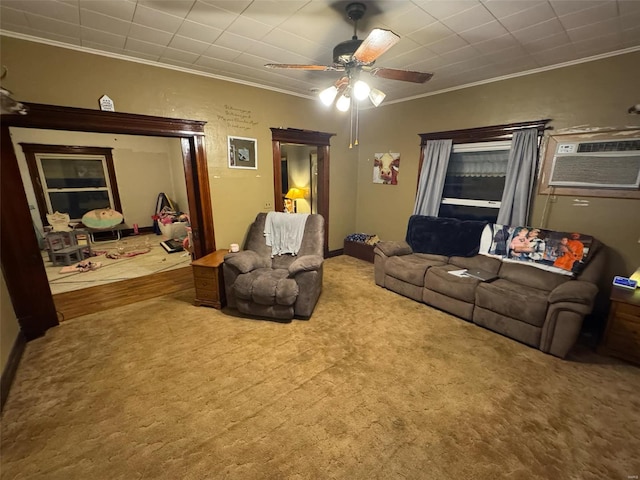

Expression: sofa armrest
xmin=288 ymin=254 xmax=324 ymax=276
xmin=548 ymin=280 xmax=598 ymax=306
xmin=224 ymin=250 xmax=270 ymax=273
xmin=374 ymin=240 xmax=413 ymax=257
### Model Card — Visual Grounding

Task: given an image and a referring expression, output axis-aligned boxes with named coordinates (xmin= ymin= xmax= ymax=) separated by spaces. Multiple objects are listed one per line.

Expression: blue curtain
xmin=413 ymin=139 xmax=453 ymax=216
xmin=497 ymin=128 xmax=538 ymax=225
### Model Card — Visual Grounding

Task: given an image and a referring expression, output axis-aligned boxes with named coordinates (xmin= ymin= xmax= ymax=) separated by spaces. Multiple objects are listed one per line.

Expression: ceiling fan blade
xmin=353 ymin=28 xmax=400 ymax=64
xmin=367 ymin=67 xmax=433 ymax=83
xmin=265 ymin=63 xmax=343 ymax=72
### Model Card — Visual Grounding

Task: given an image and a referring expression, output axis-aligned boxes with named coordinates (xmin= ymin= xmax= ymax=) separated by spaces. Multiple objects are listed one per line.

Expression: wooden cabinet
xmin=191 ymin=249 xmax=228 ymax=309
xmin=598 ymin=287 xmax=640 ymax=365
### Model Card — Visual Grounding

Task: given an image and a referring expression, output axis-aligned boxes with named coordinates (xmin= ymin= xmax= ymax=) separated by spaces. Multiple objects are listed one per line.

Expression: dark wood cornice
xmin=418 ymin=119 xmax=551 ymax=145
xmin=3 ymin=103 xmax=207 ymax=137
xmin=270 ymin=128 xmax=335 ymax=146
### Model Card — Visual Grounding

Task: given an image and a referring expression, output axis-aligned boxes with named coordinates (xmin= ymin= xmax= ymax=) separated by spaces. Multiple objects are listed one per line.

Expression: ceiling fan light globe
xmin=319 ymin=86 xmax=338 ymax=106
xmin=353 ymin=80 xmax=371 ymax=100
xmin=369 ymin=88 xmax=386 ymax=107
xmin=336 ymin=94 xmax=351 ymax=112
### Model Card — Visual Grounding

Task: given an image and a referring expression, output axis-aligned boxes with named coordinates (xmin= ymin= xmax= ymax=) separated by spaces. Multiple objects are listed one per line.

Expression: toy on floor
xmin=59 ymin=260 xmax=102 ymax=274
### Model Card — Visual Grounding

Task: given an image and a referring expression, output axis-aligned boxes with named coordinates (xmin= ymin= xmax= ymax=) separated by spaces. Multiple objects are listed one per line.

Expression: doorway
xmin=1 ymin=102 xmax=215 ymax=339
xmin=270 ymin=128 xmax=334 ymax=258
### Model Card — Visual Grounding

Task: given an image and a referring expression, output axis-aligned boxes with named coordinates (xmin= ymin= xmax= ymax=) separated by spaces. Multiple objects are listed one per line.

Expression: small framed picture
xmin=228 ymin=136 xmax=257 ymax=169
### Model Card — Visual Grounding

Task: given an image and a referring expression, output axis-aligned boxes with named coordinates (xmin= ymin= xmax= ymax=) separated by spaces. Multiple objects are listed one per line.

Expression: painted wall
xmin=0 ymin=36 xmax=358 ymax=252
xmin=356 ymin=51 xmax=640 ymax=300
xmin=10 ymin=128 xmax=187 ymax=231
xmin=0 ymin=272 xmax=20 ymax=373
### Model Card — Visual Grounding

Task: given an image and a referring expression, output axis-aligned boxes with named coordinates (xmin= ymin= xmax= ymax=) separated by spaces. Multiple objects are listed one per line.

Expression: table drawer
xmin=194 ymin=275 xmax=218 ymax=290
xmin=192 ymin=266 xmax=217 ymax=279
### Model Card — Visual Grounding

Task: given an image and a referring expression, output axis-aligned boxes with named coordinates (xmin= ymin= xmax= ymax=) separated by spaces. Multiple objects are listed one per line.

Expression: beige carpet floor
xmin=1 ymin=255 xmax=639 ymax=480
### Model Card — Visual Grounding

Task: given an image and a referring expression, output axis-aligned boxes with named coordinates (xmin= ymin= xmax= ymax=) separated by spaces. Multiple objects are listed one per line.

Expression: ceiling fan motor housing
xmin=333 ymin=38 xmax=363 ymax=64
xmin=346 ymin=2 xmax=366 ymax=22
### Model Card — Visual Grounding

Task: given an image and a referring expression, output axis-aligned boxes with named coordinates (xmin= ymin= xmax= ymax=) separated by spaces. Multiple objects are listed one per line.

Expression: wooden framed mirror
xmin=270 ymin=128 xmax=334 ymax=258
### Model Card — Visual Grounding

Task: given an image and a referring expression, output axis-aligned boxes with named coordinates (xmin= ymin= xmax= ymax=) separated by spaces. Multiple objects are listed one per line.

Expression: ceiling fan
xmin=265 ymin=2 xmax=434 ymax=111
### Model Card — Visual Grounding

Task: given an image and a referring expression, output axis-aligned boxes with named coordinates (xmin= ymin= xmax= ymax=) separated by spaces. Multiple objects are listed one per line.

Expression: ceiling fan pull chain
xmin=354 ymin=101 xmax=359 ymax=146
xmin=349 ymin=100 xmax=354 ymax=149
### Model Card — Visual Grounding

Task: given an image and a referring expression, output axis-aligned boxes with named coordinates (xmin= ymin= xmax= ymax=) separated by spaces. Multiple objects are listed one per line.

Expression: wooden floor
xmin=53 ymin=266 xmax=194 ymax=320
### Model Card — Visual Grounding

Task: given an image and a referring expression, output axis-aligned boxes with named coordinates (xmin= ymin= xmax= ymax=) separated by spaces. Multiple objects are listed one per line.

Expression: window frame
xmin=417 ymin=120 xmax=550 ymax=221
xmin=20 ymin=143 xmax=122 ymax=226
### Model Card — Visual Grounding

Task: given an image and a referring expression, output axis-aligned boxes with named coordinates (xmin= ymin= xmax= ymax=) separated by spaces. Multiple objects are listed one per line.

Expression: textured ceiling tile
xmin=168 ymin=35 xmax=211 ymax=55
xmin=413 ymin=0 xmax=481 ymax=20
xmin=0 ymin=6 xmax=29 ymax=27
xmin=458 ymin=20 xmax=509 ymax=43
xmin=128 ymin=23 xmax=173 ymax=45
xmin=438 ymin=4 xmax=496 ymax=32
xmin=24 ymin=13 xmax=81 ymax=38
xmin=80 ymin=26 xmax=126 ymax=49
xmin=79 ymin=9 xmax=132 ymax=37
xmin=2 ymin=0 xmax=80 ymax=24
xmin=187 ymin=1 xmax=237 ymax=30
xmin=124 ymin=37 xmax=165 ymax=57
xmin=132 ymin=4 xmax=184 ymax=33
xmin=78 ymin=0 xmax=136 ymax=22
xmin=497 ymin=2 xmax=557 ymax=31
xmin=138 ymin=0 xmax=196 ymax=18
xmin=175 ymin=19 xmax=222 ymax=43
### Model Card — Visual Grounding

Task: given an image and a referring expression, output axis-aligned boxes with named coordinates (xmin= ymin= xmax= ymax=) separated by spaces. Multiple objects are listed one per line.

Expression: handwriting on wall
xmin=218 ymin=105 xmax=258 ymax=131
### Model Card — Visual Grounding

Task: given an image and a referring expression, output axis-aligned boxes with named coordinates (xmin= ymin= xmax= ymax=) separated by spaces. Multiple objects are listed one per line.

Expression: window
xmin=20 ymin=144 xmax=122 ymax=224
xmin=439 ymin=141 xmax=511 ymax=222
xmin=418 ymin=120 xmax=550 ymax=222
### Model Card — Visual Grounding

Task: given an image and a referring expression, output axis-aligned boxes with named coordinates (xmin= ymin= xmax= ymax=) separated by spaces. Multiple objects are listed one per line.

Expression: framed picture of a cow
xmin=373 ymin=152 xmax=400 ymax=185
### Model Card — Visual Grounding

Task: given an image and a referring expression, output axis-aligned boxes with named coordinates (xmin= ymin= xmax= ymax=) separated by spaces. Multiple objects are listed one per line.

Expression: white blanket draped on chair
xmin=264 ymin=212 xmax=309 ymax=257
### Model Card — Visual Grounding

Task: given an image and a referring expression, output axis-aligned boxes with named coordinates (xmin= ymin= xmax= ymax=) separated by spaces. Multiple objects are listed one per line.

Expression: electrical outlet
xmin=264 ymin=201 xmax=273 ymax=209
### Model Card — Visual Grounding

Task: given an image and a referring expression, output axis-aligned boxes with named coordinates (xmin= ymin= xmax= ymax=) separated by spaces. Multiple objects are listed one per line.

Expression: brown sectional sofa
xmin=374 ymin=216 xmax=605 ymax=358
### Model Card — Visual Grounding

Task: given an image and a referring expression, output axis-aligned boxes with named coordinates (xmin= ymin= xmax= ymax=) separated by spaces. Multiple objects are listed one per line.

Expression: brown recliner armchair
xmin=222 ymin=212 xmax=325 ymax=321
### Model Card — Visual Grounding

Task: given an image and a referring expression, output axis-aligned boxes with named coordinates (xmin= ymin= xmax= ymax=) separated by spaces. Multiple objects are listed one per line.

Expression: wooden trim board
xmin=53 ymin=267 xmax=194 ymax=320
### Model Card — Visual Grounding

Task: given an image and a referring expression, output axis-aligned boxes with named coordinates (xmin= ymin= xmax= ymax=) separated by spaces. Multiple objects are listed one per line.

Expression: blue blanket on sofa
xmin=405 ymin=215 xmax=488 ymax=257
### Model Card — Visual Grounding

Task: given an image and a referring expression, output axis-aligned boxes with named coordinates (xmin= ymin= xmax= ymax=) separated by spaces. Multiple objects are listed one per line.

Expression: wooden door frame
xmin=270 ymin=128 xmax=334 ymax=258
xmin=1 ymin=102 xmax=216 ymax=340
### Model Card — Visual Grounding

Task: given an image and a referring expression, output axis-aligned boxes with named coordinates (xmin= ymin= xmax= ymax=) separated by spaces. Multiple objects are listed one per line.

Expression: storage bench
xmin=344 ymin=240 xmax=375 ymax=263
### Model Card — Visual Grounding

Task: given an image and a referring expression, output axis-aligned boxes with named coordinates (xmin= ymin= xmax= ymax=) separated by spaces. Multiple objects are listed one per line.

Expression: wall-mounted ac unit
xmin=549 ymin=138 xmax=640 ymax=189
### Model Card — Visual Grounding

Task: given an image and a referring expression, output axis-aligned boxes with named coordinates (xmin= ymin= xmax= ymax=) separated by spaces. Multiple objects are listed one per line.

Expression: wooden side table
xmin=191 ymin=249 xmax=228 ymax=309
xmin=598 ymin=286 xmax=640 ymax=365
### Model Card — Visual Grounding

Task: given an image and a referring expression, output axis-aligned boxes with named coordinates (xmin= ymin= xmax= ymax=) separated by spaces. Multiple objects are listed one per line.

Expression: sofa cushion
xmin=425 ymin=265 xmax=480 ymax=303
xmin=406 ymin=215 xmax=487 ymax=257
xmin=423 ymin=288 xmax=475 ymax=321
xmin=498 ymin=262 xmax=569 ymax=292
xmin=473 ymin=307 xmax=542 ymax=347
xmin=233 ymin=268 xmax=299 ymax=306
xmin=386 ymin=254 xmax=446 ymax=287
xmin=375 ymin=240 xmax=413 ymax=257
xmin=475 ymin=279 xmax=549 ymax=327
xmin=448 ymin=255 xmax=502 ymax=272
